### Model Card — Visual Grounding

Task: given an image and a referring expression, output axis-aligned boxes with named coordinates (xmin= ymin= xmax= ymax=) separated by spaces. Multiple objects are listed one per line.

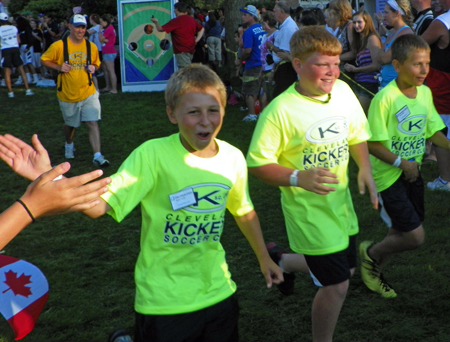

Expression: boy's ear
xmin=292 ymin=57 xmax=303 ymax=75
xmin=392 ymin=59 xmax=401 ymax=73
xmin=166 ymin=106 xmax=178 ymax=124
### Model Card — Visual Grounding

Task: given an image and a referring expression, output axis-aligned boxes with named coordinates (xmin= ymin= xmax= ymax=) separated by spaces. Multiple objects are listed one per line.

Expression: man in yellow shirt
xmin=41 ymin=14 xmax=109 ymax=167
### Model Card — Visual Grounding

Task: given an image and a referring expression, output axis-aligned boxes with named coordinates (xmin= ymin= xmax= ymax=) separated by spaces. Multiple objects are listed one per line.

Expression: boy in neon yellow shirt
xmin=360 ymin=35 xmax=450 ymax=298
xmin=0 ymin=64 xmax=283 ymax=342
xmin=246 ymin=26 xmax=378 ymax=342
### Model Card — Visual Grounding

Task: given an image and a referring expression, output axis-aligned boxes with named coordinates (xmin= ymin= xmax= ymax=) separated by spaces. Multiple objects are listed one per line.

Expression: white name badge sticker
xmin=169 ymin=188 xmax=196 ymax=211
xmin=396 ymin=105 xmax=410 ymax=123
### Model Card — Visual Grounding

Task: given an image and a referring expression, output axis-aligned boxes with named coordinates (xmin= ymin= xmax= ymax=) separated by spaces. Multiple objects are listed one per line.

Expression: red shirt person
xmin=151 ymin=2 xmax=204 ymax=68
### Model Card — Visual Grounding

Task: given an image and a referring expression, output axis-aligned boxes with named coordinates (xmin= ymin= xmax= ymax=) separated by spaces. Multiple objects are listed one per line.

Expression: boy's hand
xmin=357 ymin=167 xmax=378 ymax=209
xmin=298 ymin=168 xmax=339 ymax=195
xmin=20 ymin=162 xmax=111 ymax=218
xmin=400 ymin=159 xmax=420 ymax=182
xmin=0 ymin=134 xmax=52 ymax=181
xmin=260 ymin=257 xmax=284 ymax=288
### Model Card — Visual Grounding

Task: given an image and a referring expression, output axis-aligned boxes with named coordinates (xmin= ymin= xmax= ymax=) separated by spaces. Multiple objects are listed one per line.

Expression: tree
xmin=223 ymin=0 xmax=246 ymax=71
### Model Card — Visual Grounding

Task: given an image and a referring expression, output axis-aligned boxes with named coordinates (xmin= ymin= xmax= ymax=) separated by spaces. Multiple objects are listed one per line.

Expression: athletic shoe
xmin=65 ymin=144 xmax=75 ymax=159
xmin=32 ymin=74 xmax=40 ymax=84
xmin=266 ymin=242 xmax=295 ymax=295
xmin=240 ymin=106 xmax=248 ymax=111
xmin=14 ymin=77 xmax=23 ymax=85
xmin=0 ymin=79 xmax=5 ymax=87
xmin=359 ymin=241 xmax=397 ymax=298
xmin=108 ymin=329 xmax=132 ymax=342
xmin=93 ymin=155 xmax=110 ymax=167
xmin=25 ymin=89 xmax=34 ymax=96
xmin=427 ymin=178 xmax=450 ymax=191
xmin=242 ymin=114 xmax=257 ymax=122
xmin=8 ymin=92 xmax=14 ymax=98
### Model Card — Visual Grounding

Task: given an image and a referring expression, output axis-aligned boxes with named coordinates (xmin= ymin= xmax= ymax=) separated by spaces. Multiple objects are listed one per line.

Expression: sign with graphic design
xmin=0 ymin=255 xmax=49 ymax=340
xmin=118 ymin=0 xmax=176 ymax=92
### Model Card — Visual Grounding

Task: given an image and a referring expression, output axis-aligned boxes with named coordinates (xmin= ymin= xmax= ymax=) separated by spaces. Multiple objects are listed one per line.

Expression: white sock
xmin=65 ymin=142 xmax=74 ymax=148
xmin=26 ymin=73 xmax=32 ymax=83
xmin=94 ymin=152 xmax=102 ymax=159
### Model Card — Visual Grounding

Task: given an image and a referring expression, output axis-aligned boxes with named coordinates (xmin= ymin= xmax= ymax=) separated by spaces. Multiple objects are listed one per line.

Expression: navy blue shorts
xmin=305 ymin=235 xmax=357 ymax=287
xmin=378 ymin=174 xmax=424 ymax=232
xmin=135 ymin=294 xmax=239 ymax=342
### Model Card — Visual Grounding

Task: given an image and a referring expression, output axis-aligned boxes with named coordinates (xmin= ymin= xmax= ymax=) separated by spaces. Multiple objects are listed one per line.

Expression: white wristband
xmin=392 ymin=156 xmax=402 ymax=168
xmin=290 ymin=169 xmax=300 ymax=187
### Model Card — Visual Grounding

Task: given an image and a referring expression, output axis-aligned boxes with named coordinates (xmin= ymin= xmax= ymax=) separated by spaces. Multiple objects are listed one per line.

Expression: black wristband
xmin=16 ymin=199 xmax=36 ymax=223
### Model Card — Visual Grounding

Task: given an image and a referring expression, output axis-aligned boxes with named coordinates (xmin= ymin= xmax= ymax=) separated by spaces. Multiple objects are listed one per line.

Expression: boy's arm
xmin=248 ymin=164 xmax=339 ymax=195
xmin=0 ymin=162 xmax=110 ymax=250
xmin=233 ymin=210 xmax=283 ymax=288
xmin=367 ymin=141 xmax=420 ymax=183
xmin=429 ymin=131 xmax=450 ymax=151
xmin=349 ymin=142 xmax=378 ymax=209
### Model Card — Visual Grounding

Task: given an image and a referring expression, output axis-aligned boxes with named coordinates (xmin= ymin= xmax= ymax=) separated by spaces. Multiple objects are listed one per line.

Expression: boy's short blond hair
xmin=290 ymin=26 xmax=342 ymax=61
xmin=165 ymin=64 xmax=227 ymax=110
xmin=391 ymin=34 xmax=430 ymax=64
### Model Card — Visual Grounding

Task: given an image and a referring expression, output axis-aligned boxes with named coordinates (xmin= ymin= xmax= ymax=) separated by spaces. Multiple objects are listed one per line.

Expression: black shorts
xmin=304 ymin=235 xmax=357 ymax=287
xmin=1 ymin=48 xmax=23 ymax=68
xmin=378 ymin=174 xmax=424 ymax=232
xmin=134 ymin=294 xmax=239 ymax=342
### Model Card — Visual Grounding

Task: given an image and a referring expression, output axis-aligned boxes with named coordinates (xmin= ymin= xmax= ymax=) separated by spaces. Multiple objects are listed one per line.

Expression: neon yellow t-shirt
xmin=368 ymin=80 xmax=445 ymax=192
xmin=247 ymin=80 xmax=370 ymax=256
xmin=41 ymin=38 xmax=100 ymax=103
xmin=101 ymin=134 xmax=254 ymax=315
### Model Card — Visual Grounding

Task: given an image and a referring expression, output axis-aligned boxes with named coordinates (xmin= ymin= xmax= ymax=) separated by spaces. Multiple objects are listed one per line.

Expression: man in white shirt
xmin=266 ymin=1 xmax=298 ymax=99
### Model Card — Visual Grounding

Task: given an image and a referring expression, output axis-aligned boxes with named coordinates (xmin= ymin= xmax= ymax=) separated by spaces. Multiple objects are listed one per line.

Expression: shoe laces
xmin=362 ymin=258 xmax=380 ymax=278
xmin=379 ymin=273 xmax=395 ymax=293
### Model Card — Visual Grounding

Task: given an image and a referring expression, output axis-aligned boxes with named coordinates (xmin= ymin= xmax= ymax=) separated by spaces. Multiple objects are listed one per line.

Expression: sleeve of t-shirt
xmin=161 ymin=19 xmax=176 ymax=33
xmin=246 ymin=108 xmax=284 ymax=167
xmin=242 ymin=30 xmax=253 ymax=50
xmin=367 ymin=92 xmax=390 ymax=142
xmin=41 ymin=40 xmax=62 ymax=64
xmin=225 ymin=148 xmax=254 ymax=217
xmin=101 ymin=144 xmax=156 ymax=223
xmin=195 ymin=20 xmax=203 ymax=33
xmin=342 ymin=83 xmax=371 ymax=145
xmin=90 ymin=42 xmax=101 ymax=68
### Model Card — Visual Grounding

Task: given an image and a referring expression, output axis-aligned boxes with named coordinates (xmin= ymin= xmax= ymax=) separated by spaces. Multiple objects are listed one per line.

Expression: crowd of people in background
xmin=0 ymin=7 xmax=118 ymax=94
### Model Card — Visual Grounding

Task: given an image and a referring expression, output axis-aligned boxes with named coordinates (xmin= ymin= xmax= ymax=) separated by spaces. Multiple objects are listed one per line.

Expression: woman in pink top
xmin=99 ymin=14 xmax=117 ymax=94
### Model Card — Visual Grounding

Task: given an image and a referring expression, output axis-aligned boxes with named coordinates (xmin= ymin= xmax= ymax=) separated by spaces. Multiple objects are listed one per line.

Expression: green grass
xmin=1 ymin=78 xmax=450 ymax=342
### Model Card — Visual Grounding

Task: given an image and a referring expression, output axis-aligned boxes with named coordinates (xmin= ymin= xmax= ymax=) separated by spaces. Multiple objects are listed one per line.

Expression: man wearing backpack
xmin=41 ymin=14 xmax=109 ymax=167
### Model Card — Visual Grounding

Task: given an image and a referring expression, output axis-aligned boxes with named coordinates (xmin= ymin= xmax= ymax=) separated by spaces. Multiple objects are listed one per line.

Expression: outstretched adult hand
xmin=0 ymin=134 xmax=52 ymax=181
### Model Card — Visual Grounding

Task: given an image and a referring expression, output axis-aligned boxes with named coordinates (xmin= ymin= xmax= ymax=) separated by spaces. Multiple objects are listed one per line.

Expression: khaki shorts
xmin=242 ymin=66 xmax=262 ymax=96
xmin=175 ymin=52 xmax=194 ymax=68
xmin=59 ymin=91 xmax=101 ymax=128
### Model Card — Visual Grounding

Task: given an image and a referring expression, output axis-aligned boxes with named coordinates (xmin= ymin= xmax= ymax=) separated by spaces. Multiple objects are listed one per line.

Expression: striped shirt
xmin=355 ymin=48 xmax=378 ymax=84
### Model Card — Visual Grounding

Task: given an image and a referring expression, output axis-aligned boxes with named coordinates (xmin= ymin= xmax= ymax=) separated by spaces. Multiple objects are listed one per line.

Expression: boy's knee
xmin=407 ymin=226 xmax=425 ymax=249
xmin=323 ymin=280 xmax=349 ymax=299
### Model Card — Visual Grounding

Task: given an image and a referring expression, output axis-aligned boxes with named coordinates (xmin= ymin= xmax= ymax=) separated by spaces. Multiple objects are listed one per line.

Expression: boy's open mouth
xmin=198 ymin=132 xmax=210 ymax=138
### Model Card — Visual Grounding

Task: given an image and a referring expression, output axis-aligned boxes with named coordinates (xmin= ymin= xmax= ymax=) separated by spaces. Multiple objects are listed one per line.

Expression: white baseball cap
xmin=0 ymin=13 xmax=9 ymax=21
xmin=70 ymin=14 xmax=87 ymax=27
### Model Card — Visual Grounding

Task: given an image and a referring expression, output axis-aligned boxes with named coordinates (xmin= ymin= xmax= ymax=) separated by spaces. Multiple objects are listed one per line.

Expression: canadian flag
xmin=0 ymin=255 xmax=49 ymax=340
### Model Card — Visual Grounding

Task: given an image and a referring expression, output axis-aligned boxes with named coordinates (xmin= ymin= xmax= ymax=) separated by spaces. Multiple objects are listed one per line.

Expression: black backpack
xmin=57 ymin=37 xmax=92 ymax=92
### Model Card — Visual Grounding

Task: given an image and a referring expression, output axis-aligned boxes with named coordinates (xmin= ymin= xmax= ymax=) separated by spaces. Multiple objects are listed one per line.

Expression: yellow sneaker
xmin=359 ymin=241 xmax=397 ymax=298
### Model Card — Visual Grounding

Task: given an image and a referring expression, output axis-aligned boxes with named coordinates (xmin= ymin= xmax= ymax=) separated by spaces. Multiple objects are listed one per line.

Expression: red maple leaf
xmin=2 ymin=270 xmax=32 ymax=297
